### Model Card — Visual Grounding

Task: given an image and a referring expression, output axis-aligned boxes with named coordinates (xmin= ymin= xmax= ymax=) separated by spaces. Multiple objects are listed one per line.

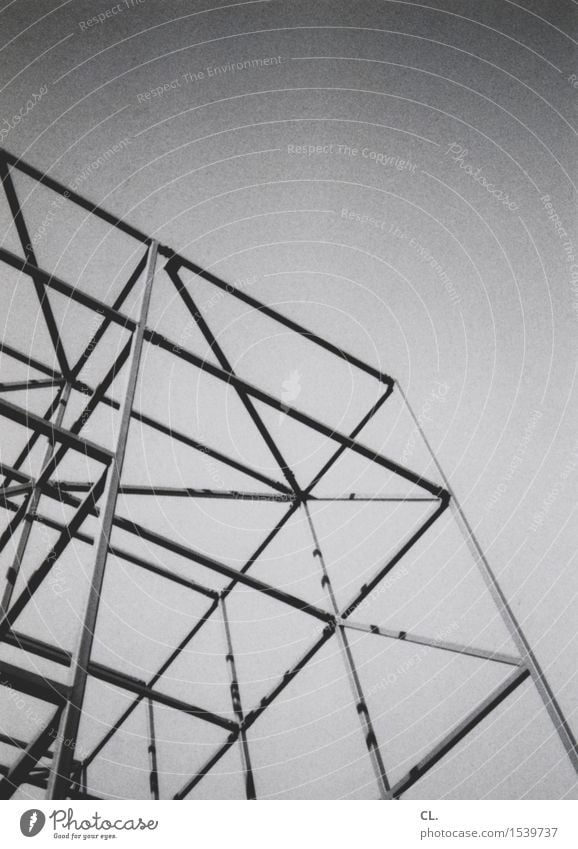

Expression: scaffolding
xmin=0 ymin=148 xmax=575 ymax=800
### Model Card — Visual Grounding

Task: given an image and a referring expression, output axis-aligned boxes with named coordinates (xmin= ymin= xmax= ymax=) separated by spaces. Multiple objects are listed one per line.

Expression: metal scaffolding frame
xmin=0 ymin=147 xmax=575 ymax=800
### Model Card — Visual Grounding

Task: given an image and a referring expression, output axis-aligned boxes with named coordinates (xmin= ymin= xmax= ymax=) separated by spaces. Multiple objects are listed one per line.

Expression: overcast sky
xmin=0 ymin=0 xmax=576 ymax=800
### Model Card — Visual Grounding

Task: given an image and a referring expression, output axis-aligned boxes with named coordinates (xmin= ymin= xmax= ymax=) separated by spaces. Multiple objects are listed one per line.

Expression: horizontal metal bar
xmin=0 ymin=483 xmax=32 ymax=498
xmin=89 ymin=664 xmax=236 ymax=732
xmin=117 ymin=486 xmax=295 ymax=501
xmin=3 ymin=631 xmax=75 ymax=669
xmin=0 ymin=462 xmax=79 ymax=506
xmin=172 ymin=254 xmax=392 ymax=386
xmin=0 ymin=247 xmax=137 ymax=331
xmin=146 ymin=329 xmax=446 ymax=499
xmin=1 ymin=149 xmax=389 ymax=387
xmin=33 ymin=480 xmax=92 ymax=492
xmin=0 ymin=342 xmax=62 ymax=381
xmin=0 ymin=659 xmax=68 ymax=704
xmin=78 ymin=503 xmax=301 ymax=773
xmin=4 ymin=477 xmax=303 ymax=632
xmin=340 ymin=619 xmax=523 ymax=667
xmin=0 ymin=484 xmax=218 ymax=599
xmin=0 ymin=396 xmax=113 ymax=464
xmin=114 ymin=514 xmax=333 ymax=624
xmin=81 ymin=598 xmax=220 ymax=770
xmin=0 ymin=387 xmax=68 ymax=498
xmin=127 ymin=408 xmax=292 ymax=495
xmin=0 ymin=473 xmax=109 ymax=636
xmin=2 ymin=631 xmax=235 ymax=732
xmin=0 ymin=471 xmax=297 ymax=614
xmin=0 ymin=314 xmax=419 ymax=501
xmin=1 ymin=174 xmax=434 ymax=504
xmin=50 ymin=495 xmax=301 ymax=787
xmin=80 ymin=502 xmax=300 ymax=773
xmin=0 ymin=346 xmax=291 ymax=493
xmin=0 ymin=252 xmax=145 ymax=501
xmin=390 ymin=667 xmax=531 ymax=798
xmin=35 ymin=482 xmax=294 ymax=502
xmin=105 ymin=542 xmax=218 ymax=599
xmin=312 ymin=496 xmax=441 ymax=502
xmin=1 ymin=149 xmax=151 ymax=246
xmin=3 ymin=339 xmax=405 ymax=508
xmin=0 ymin=388 xmax=69 ymax=573
xmin=0 ymin=150 xmax=569 ymax=801
xmin=0 ymin=378 xmax=63 ymax=392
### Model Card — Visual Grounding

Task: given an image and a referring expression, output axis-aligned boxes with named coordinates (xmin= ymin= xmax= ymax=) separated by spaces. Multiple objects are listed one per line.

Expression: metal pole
xmin=146 ymin=698 xmax=159 ymax=800
xmin=0 ymin=705 xmax=62 ymax=798
xmin=0 ymin=384 xmax=71 ymax=616
xmin=340 ymin=618 xmax=522 ymax=667
xmin=302 ymin=503 xmax=391 ymax=799
xmin=168 ymin=263 xmax=301 ymax=496
xmin=395 ymin=381 xmax=578 ymax=772
xmin=390 ymin=667 xmax=530 ymax=797
xmin=221 ymin=595 xmax=256 ymax=799
xmin=175 ymin=630 xmax=333 ymax=800
xmin=46 ymin=241 xmax=159 ymax=799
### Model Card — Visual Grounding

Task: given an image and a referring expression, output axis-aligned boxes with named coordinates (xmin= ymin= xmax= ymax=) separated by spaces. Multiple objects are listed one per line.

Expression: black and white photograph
xmin=0 ymin=0 xmax=576 ymax=843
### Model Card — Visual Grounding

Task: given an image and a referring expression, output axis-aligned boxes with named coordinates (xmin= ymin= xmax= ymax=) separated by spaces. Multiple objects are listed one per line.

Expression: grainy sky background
xmin=0 ymin=0 xmax=576 ymax=800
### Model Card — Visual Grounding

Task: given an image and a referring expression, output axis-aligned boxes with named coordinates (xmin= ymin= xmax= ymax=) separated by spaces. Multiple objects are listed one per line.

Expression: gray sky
xmin=0 ymin=0 xmax=576 ymax=800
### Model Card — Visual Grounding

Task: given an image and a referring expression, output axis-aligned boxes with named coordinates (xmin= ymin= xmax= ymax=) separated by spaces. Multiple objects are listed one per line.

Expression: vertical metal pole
xmin=395 ymin=381 xmax=577 ymax=771
xmin=47 ymin=241 xmax=158 ymax=798
xmin=0 ymin=382 xmax=71 ymax=616
xmin=78 ymin=763 xmax=87 ymax=799
xmin=147 ymin=698 xmax=159 ymax=800
xmin=302 ymin=503 xmax=391 ymax=799
xmin=221 ymin=595 xmax=256 ymax=799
